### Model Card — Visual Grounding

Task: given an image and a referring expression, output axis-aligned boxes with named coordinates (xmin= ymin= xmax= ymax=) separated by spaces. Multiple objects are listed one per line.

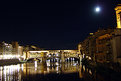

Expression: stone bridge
xmin=25 ymin=50 xmax=80 ymax=62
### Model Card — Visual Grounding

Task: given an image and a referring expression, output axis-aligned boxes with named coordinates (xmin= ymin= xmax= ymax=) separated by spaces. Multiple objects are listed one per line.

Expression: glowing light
xmin=29 ymin=51 xmax=49 ymax=53
xmin=21 ymin=64 xmax=24 ymax=71
xmin=35 ymin=61 xmax=37 ymax=68
xmin=95 ymin=7 xmax=100 ymax=12
xmin=1 ymin=55 xmax=20 ymax=59
xmin=115 ymin=5 xmax=121 ymax=29
xmin=55 ymin=62 xmax=59 ymax=66
xmin=46 ymin=61 xmax=50 ymax=66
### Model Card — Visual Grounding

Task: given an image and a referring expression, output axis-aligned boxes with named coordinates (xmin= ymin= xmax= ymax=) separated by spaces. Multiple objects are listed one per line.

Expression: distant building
xmin=12 ymin=41 xmax=19 ymax=55
xmin=18 ymin=46 xmax=23 ymax=60
xmin=0 ymin=42 xmax=3 ymax=59
xmin=0 ymin=41 xmax=23 ymax=60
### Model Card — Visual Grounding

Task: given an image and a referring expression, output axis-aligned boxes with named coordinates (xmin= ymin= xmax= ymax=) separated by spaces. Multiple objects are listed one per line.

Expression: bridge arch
xmin=26 ymin=57 xmax=42 ymax=62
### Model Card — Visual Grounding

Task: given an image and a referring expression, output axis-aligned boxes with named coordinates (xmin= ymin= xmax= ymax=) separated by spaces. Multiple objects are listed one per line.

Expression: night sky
xmin=0 ymin=0 xmax=121 ymax=49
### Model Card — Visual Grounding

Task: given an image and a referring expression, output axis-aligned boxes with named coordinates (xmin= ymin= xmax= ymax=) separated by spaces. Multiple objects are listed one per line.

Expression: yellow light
xmin=115 ymin=4 xmax=121 ymax=29
xmin=29 ymin=51 xmax=49 ymax=53
xmin=89 ymin=33 xmax=94 ymax=35
xmin=2 ymin=55 xmax=20 ymax=59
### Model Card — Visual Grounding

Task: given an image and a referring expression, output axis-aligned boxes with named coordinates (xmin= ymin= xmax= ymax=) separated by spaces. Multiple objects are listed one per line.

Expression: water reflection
xmin=0 ymin=61 xmax=120 ymax=81
xmin=0 ymin=61 xmax=80 ymax=81
xmin=0 ymin=64 xmax=21 ymax=81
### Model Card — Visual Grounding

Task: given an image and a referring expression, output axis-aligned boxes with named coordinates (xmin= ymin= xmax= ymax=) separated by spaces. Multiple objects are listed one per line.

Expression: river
xmin=0 ymin=60 xmax=120 ymax=81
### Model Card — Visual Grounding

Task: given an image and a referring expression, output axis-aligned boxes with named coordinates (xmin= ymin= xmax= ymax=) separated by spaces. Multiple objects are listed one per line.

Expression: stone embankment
xmin=0 ymin=59 xmax=21 ymax=66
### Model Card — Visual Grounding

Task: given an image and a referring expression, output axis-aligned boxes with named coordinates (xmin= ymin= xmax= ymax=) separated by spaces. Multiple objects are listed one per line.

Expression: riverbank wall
xmin=0 ymin=59 xmax=21 ymax=66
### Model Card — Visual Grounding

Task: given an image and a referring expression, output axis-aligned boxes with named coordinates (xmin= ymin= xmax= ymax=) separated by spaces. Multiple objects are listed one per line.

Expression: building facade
xmin=79 ymin=4 xmax=121 ymax=64
xmin=0 ymin=41 xmax=23 ymax=60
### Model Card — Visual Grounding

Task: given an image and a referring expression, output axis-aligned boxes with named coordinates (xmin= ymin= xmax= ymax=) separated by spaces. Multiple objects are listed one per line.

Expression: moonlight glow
xmin=95 ymin=7 xmax=100 ymax=12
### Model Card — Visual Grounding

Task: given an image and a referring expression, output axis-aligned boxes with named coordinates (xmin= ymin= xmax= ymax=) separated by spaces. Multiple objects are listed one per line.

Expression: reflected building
xmin=0 ymin=60 xmax=80 ymax=81
xmin=22 ymin=61 xmax=79 ymax=75
xmin=0 ymin=64 xmax=21 ymax=81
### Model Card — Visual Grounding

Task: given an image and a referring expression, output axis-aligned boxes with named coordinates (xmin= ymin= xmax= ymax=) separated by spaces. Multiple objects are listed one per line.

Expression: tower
xmin=115 ymin=4 xmax=121 ymax=29
xmin=112 ymin=4 xmax=121 ymax=64
xmin=12 ymin=41 xmax=19 ymax=55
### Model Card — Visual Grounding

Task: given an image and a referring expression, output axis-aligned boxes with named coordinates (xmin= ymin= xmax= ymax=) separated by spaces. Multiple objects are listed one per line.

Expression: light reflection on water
xmin=0 ymin=61 xmax=120 ymax=81
xmin=0 ymin=64 xmax=21 ymax=81
xmin=0 ymin=61 xmax=81 ymax=81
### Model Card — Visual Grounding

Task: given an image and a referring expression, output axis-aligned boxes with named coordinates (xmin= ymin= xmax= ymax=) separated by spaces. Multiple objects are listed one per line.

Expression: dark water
xmin=0 ymin=61 xmax=85 ymax=81
xmin=0 ymin=61 xmax=120 ymax=81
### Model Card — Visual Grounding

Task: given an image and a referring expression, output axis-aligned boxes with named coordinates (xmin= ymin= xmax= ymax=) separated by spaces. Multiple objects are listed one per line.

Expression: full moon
xmin=95 ymin=7 xmax=100 ymax=12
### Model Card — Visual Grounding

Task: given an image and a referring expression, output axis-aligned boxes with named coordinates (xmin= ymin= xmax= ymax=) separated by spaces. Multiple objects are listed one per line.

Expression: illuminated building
xmin=0 ymin=42 xmax=3 ymax=59
xmin=0 ymin=41 xmax=23 ymax=60
xmin=115 ymin=4 xmax=121 ymax=29
xmin=18 ymin=46 xmax=23 ymax=56
xmin=79 ymin=4 xmax=121 ymax=64
xmin=18 ymin=46 xmax=24 ymax=60
xmin=1 ymin=41 xmax=13 ymax=59
xmin=25 ymin=50 xmax=79 ymax=62
xmin=112 ymin=4 xmax=121 ymax=64
xmin=22 ymin=45 xmax=41 ymax=60
xmin=80 ymin=28 xmax=116 ymax=62
xmin=12 ymin=41 xmax=19 ymax=55
xmin=96 ymin=34 xmax=113 ymax=63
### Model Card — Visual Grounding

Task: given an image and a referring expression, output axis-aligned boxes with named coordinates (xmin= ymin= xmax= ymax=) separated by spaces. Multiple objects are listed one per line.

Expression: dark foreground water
xmin=0 ymin=61 xmax=120 ymax=81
